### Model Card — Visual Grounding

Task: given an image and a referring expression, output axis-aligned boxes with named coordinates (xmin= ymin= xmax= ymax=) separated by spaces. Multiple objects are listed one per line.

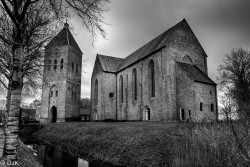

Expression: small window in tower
xmin=76 ymin=63 xmax=78 ymax=73
xmin=48 ymin=60 xmax=51 ymax=70
xmin=56 ymin=91 xmax=58 ymax=97
xmin=211 ymin=103 xmax=214 ymax=112
xmin=200 ymin=102 xmax=203 ymax=111
xmin=54 ymin=59 xmax=57 ymax=70
xmin=75 ymin=92 xmax=76 ymax=99
xmin=61 ymin=59 xmax=63 ymax=69
xmin=72 ymin=62 xmax=74 ymax=71
xmin=71 ymin=91 xmax=73 ymax=98
xmin=51 ymin=91 xmax=53 ymax=97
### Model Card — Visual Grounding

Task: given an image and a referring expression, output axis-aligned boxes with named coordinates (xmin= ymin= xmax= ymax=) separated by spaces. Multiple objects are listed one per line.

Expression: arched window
xmin=48 ymin=60 xmax=51 ymax=70
xmin=61 ymin=59 xmax=63 ymax=69
xmin=76 ymin=63 xmax=78 ymax=73
xmin=211 ymin=103 xmax=214 ymax=112
xmin=56 ymin=90 xmax=58 ymax=97
xmin=132 ymin=68 xmax=137 ymax=100
xmin=119 ymin=75 xmax=123 ymax=103
xmin=148 ymin=60 xmax=155 ymax=97
xmin=54 ymin=59 xmax=57 ymax=70
xmin=51 ymin=91 xmax=53 ymax=97
xmin=75 ymin=92 xmax=76 ymax=99
xmin=180 ymin=109 xmax=185 ymax=120
xmin=71 ymin=91 xmax=73 ymax=98
xmin=200 ymin=102 xmax=203 ymax=111
xmin=95 ymin=79 xmax=98 ymax=105
xmin=182 ymin=55 xmax=193 ymax=64
xmin=72 ymin=62 xmax=74 ymax=71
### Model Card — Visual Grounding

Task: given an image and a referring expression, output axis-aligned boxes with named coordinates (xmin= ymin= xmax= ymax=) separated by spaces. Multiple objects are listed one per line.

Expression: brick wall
xmin=41 ymin=44 xmax=82 ymax=122
xmin=91 ymin=57 xmax=103 ymax=120
xmin=194 ymin=82 xmax=217 ymax=121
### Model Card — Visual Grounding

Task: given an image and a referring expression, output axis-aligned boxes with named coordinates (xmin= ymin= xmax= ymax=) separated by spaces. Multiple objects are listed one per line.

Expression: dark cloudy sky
xmin=74 ymin=0 xmax=250 ymax=98
xmin=1 ymin=0 xmax=250 ymax=102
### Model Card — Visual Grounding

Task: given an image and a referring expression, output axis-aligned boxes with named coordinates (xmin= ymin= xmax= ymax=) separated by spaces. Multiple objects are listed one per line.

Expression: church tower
xmin=40 ymin=23 xmax=82 ymax=122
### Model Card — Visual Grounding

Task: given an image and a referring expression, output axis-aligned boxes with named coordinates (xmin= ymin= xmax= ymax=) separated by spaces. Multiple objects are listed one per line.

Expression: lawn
xmin=33 ymin=121 xmax=250 ymax=167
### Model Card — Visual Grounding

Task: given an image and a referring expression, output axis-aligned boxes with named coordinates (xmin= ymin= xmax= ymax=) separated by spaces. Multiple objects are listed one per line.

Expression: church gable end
xmin=169 ymin=19 xmax=208 ymax=74
xmin=92 ymin=56 xmax=103 ymax=78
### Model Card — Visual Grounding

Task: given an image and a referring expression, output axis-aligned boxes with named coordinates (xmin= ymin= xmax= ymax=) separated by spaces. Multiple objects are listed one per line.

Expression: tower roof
xmin=46 ymin=23 xmax=82 ymax=54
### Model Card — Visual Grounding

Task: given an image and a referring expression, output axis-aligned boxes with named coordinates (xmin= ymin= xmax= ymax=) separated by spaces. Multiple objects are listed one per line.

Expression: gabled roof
xmin=46 ymin=23 xmax=82 ymax=53
xmin=177 ymin=62 xmax=216 ymax=85
xmin=97 ymin=54 xmax=124 ymax=73
xmin=95 ymin=19 xmax=208 ymax=74
xmin=118 ymin=19 xmax=187 ymax=71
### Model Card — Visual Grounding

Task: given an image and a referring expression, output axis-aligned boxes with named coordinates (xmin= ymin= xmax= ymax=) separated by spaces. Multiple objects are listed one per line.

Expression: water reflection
xmin=31 ymin=143 xmax=119 ymax=167
xmin=36 ymin=144 xmax=88 ymax=167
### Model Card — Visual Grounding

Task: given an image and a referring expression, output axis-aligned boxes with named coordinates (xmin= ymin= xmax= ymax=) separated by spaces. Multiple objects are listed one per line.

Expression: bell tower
xmin=40 ymin=23 xmax=82 ymax=122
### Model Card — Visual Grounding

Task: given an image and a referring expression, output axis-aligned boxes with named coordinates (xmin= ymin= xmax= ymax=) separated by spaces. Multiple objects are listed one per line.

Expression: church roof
xmin=46 ymin=23 xmax=82 ymax=53
xmin=97 ymin=54 xmax=124 ymax=73
xmin=177 ymin=62 xmax=216 ymax=85
xmin=117 ymin=19 xmax=187 ymax=71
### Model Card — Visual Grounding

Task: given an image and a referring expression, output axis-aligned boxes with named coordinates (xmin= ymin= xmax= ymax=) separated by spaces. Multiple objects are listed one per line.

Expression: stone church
xmin=91 ymin=19 xmax=218 ymax=121
xmin=40 ymin=23 xmax=82 ymax=122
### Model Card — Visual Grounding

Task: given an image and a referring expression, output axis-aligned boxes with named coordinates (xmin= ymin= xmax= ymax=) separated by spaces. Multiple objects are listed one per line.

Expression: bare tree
xmin=217 ymin=84 xmax=237 ymax=123
xmin=218 ymin=48 xmax=250 ymax=162
xmin=0 ymin=0 xmax=109 ymax=160
xmin=218 ymin=48 xmax=250 ymax=120
xmin=81 ymin=98 xmax=90 ymax=109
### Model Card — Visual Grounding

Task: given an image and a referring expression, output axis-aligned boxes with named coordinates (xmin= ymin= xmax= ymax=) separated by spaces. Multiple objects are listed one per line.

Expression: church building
xmin=91 ymin=19 xmax=218 ymax=121
xmin=40 ymin=23 xmax=82 ymax=122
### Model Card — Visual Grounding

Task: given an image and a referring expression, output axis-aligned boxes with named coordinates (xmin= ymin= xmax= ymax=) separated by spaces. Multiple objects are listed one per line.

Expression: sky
xmin=1 ymin=0 xmax=250 ymax=103
xmin=73 ymin=0 xmax=250 ymax=98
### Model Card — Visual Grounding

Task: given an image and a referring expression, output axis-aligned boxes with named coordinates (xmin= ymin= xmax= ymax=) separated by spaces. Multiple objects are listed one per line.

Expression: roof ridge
xmin=98 ymin=54 xmax=124 ymax=59
xmin=118 ymin=19 xmax=185 ymax=71
xmin=66 ymin=28 xmax=69 ymax=45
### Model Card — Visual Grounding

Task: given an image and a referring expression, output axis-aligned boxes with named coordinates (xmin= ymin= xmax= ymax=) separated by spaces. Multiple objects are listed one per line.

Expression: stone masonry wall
xmin=176 ymin=63 xmax=196 ymax=121
xmin=194 ymin=82 xmax=217 ymax=121
xmin=91 ymin=57 xmax=103 ymax=120
xmin=168 ymin=21 xmax=208 ymax=75
xmin=141 ymin=51 xmax=164 ymax=121
xmin=41 ymin=45 xmax=69 ymax=122
xmin=101 ymin=72 xmax=117 ymax=120
xmin=65 ymin=46 xmax=82 ymax=119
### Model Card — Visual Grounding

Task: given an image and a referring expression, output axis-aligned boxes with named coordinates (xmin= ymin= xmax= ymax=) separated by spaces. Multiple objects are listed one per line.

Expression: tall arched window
xmin=48 ymin=60 xmax=51 ymax=70
xmin=76 ymin=63 xmax=78 ymax=73
xmin=72 ymin=62 xmax=74 ymax=71
xmin=211 ymin=103 xmax=214 ymax=112
xmin=61 ymin=59 xmax=63 ymax=69
xmin=200 ymin=102 xmax=203 ymax=111
xmin=119 ymin=75 xmax=123 ymax=103
xmin=148 ymin=60 xmax=155 ymax=97
xmin=132 ymin=68 xmax=137 ymax=100
xmin=95 ymin=79 xmax=98 ymax=105
xmin=54 ymin=59 xmax=57 ymax=70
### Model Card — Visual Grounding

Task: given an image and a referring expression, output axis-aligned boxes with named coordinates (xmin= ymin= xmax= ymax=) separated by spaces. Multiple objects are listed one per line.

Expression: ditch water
xmin=25 ymin=142 xmax=119 ymax=167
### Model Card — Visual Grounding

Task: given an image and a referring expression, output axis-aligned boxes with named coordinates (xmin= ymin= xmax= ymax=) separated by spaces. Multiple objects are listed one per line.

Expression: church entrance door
xmin=145 ymin=107 xmax=150 ymax=120
xmin=50 ymin=106 xmax=57 ymax=123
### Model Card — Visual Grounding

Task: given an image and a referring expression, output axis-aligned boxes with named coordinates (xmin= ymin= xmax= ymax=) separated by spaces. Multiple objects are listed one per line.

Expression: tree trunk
xmin=6 ymin=82 xmax=11 ymax=111
xmin=4 ymin=38 xmax=23 ymax=160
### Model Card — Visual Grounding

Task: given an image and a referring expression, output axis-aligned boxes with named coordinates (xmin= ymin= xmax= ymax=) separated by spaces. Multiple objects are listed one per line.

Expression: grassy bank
xmin=33 ymin=122 xmax=250 ymax=167
xmin=0 ymin=140 xmax=42 ymax=167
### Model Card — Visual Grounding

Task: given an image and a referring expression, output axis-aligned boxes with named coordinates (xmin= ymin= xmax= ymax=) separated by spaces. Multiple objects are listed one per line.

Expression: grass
xmin=0 ymin=140 xmax=42 ymax=167
xmin=33 ymin=121 xmax=250 ymax=167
